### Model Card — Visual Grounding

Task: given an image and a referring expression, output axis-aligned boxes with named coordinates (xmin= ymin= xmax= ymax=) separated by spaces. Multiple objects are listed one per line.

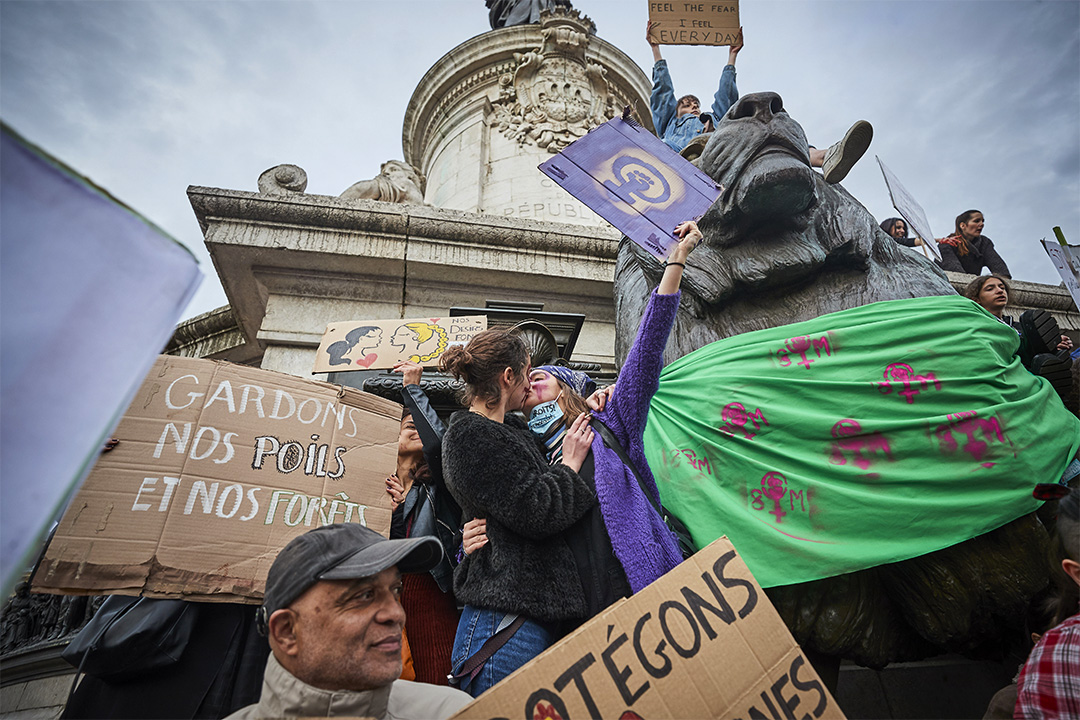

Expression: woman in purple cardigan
xmin=464 ymin=220 xmax=701 ymax=620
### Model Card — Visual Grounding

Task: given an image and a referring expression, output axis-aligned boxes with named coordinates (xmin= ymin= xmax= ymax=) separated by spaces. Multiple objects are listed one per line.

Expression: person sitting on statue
xmin=879 ymin=217 xmax=925 ymax=248
xmin=647 ymin=20 xmax=873 ymax=183
xmin=935 ymin=209 xmax=1012 ymax=277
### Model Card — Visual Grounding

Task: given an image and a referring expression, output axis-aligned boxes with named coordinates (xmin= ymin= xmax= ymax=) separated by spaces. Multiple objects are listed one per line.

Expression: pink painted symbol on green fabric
xmin=776 ymin=335 xmax=833 ymax=369
xmin=749 ymin=471 xmax=787 ymax=523
xmin=679 ymin=449 xmax=712 ymax=474
xmin=876 ymin=363 xmax=941 ymax=404
xmin=828 ymin=419 xmax=893 ymax=470
xmin=934 ymin=412 xmax=1008 ymax=462
xmin=719 ymin=402 xmax=769 ymax=440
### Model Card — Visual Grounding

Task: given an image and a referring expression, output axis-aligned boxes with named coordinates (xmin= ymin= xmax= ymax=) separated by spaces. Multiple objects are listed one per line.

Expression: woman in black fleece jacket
xmin=439 ymin=328 xmax=595 ymax=697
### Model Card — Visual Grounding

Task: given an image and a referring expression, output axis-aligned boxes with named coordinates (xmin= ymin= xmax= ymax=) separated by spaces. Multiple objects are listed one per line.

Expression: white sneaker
xmin=822 ymin=120 xmax=873 ymax=184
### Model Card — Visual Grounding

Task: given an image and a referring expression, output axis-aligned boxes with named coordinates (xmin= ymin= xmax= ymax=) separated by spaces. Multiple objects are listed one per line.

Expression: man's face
xmin=676 ymin=97 xmax=701 ymax=118
xmin=282 ymin=567 xmax=406 ymax=692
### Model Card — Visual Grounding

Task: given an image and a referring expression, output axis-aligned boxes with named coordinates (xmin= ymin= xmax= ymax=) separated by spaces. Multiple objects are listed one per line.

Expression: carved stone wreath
xmin=488 ymin=8 xmax=615 ymax=153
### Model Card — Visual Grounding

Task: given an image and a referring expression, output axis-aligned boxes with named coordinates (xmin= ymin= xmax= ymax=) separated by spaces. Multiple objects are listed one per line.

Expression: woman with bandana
xmin=936 ymin=209 xmax=1012 ymax=277
xmin=463 ymin=220 xmax=702 ymax=623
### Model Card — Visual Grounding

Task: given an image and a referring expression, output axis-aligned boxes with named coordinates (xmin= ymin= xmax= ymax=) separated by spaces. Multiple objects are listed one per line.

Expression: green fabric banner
xmin=644 ymin=295 xmax=1079 ymax=588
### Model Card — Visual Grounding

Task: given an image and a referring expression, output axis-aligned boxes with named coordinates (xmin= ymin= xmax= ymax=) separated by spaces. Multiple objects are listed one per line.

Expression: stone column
xmin=403 ymin=8 xmax=652 ymax=227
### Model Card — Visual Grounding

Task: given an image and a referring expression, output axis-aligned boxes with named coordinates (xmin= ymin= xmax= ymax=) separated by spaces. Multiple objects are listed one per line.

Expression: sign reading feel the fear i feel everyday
xmin=647 ymin=1 xmax=741 ymax=46
xmin=539 ymin=116 xmax=722 ymax=260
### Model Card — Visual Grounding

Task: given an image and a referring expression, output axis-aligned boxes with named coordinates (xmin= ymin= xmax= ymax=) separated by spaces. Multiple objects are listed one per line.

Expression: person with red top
xmin=1015 ymin=485 xmax=1079 ymax=719
xmin=384 ymin=361 xmax=463 ymax=686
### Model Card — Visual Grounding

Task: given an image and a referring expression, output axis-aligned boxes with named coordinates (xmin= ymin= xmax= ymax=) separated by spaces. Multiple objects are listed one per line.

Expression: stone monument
xmin=613 ymin=91 xmax=1062 ymax=672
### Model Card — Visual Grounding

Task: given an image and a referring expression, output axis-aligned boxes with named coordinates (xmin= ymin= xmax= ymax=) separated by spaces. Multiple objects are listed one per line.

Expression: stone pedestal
xmin=183 ymin=188 xmax=622 ymax=377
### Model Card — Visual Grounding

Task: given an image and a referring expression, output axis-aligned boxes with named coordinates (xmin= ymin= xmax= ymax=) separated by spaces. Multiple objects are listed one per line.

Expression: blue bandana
xmin=537 ymin=365 xmax=596 ymax=398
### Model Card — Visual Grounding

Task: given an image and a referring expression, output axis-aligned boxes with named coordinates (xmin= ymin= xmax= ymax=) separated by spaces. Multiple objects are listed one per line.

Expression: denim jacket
xmin=650 ymin=59 xmax=738 ymax=153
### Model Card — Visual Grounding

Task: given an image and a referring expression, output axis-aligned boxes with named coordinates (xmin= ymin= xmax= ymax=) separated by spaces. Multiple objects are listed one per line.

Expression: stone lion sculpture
xmin=614 ymin=92 xmax=1050 ymax=669
xmin=339 ymin=160 xmax=427 ymax=205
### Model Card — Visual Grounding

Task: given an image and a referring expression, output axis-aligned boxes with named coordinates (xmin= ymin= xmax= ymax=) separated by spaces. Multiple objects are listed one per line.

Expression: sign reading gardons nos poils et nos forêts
xmin=34 ymin=355 xmax=400 ymax=603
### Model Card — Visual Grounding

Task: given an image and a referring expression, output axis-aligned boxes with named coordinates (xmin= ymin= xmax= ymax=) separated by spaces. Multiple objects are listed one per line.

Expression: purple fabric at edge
xmin=592 ymin=290 xmax=685 ymax=592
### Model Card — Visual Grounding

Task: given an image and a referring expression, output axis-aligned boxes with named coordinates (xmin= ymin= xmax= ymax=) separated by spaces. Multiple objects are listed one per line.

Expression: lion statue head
xmin=614 ymin=91 xmax=955 ymax=366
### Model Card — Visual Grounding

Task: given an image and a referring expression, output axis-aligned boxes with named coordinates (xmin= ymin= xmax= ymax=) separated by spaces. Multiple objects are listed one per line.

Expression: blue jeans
xmin=450 ymin=606 xmax=554 ymax=697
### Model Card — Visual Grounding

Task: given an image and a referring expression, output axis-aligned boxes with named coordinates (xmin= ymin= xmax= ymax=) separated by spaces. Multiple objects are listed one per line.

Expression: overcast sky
xmin=3 ymin=0 xmax=1077 ymax=321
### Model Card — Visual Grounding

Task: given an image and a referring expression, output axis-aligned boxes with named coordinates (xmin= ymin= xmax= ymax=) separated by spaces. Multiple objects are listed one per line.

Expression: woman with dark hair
xmin=962 ymin=273 xmax=1013 ymax=320
xmin=438 ymin=327 xmax=596 ymax=696
xmin=442 ymin=221 xmax=703 ymax=696
xmin=467 ymin=216 xmax=699 ymax=615
xmin=879 ymin=217 xmax=923 ymax=248
xmin=384 ymin=360 xmax=462 ymax=685
xmin=1015 ymin=485 xmax=1080 ymax=717
xmin=936 ymin=209 xmax=1012 ymax=277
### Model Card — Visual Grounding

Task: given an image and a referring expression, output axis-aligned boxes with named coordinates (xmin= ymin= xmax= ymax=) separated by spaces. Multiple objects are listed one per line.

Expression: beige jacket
xmin=226 ymin=654 xmax=472 ymax=720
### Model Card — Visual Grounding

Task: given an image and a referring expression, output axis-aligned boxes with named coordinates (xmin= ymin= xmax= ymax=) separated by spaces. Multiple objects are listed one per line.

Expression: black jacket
xmin=442 ymin=411 xmax=597 ymax=622
xmin=936 ymin=234 xmax=1011 ymax=277
xmin=389 ymin=385 xmax=461 ymax=595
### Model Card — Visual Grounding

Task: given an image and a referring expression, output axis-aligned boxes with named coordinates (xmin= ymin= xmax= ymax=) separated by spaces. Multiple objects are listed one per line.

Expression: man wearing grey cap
xmin=227 ymin=524 xmax=472 ymax=719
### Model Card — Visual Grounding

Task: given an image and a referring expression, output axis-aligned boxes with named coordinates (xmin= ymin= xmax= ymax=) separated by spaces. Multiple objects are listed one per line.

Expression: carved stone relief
xmin=257 ymin=164 xmax=308 ymax=195
xmin=487 ymin=8 xmax=615 ymax=153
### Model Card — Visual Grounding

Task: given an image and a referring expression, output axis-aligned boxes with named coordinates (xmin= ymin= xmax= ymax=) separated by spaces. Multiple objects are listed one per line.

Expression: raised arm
xmin=712 ymin=27 xmax=742 ymax=118
xmin=605 ymin=222 xmax=701 ymax=437
xmin=935 ymin=242 xmax=965 ymax=273
xmin=395 ymin=361 xmax=446 ymax=466
xmin=648 ymin=21 xmax=677 ymax=136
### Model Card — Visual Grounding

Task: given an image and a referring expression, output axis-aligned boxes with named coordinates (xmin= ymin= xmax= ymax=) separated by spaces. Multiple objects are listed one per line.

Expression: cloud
xmin=2 ymin=0 xmax=1077 ymax=318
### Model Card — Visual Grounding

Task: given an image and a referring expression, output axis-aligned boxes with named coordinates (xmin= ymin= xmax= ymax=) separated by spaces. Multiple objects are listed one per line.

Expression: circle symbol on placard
xmin=602 ymin=156 xmax=672 ymax=205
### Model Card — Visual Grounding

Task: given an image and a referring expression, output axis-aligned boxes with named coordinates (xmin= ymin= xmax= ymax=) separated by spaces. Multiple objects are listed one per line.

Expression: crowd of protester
xmin=51 ymin=19 xmax=1079 ymax=720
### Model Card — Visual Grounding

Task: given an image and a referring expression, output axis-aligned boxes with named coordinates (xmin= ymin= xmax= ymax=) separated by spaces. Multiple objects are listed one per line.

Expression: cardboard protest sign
xmin=647 ymin=1 xmax=741 ymax=46
xmin=33 ymin=356 xmax=401 ymax=603
xmin=1042 ymin=229 xmax=1080 ymax=312
xmin=313 ymin=315 xmax=487 ymax=373
xmin=451 ymin=537 xmax=845 ymax=720
xmin=539 ymin=116 xmax=721 ymax=260
xmin=876 ymin=156 xmax=941 ymax=261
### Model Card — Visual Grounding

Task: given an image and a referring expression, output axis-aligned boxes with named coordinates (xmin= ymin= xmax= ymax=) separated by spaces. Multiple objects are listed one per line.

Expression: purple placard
xmin=539 ymin=116 xmax=721 ymax=259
